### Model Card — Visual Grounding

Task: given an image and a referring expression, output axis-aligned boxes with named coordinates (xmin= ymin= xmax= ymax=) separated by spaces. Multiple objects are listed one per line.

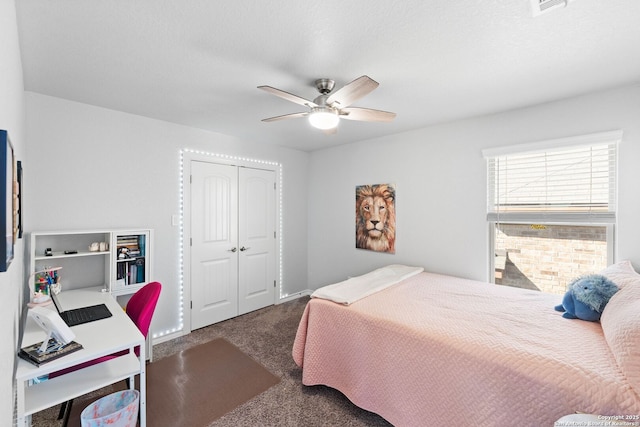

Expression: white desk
xmin=15 ymin=287 xmax=146 ymax=426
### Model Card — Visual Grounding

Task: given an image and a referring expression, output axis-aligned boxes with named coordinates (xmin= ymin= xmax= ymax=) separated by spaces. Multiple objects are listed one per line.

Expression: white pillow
xmin=600 ymin=261 xmax=640 ymax=391
xmin=598 ymin=260 xmax=640 ymax=290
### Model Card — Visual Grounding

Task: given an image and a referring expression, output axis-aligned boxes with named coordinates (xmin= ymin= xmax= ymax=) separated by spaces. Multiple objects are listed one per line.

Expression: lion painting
xmin=355 ymin=184 xmax=396 ymax=253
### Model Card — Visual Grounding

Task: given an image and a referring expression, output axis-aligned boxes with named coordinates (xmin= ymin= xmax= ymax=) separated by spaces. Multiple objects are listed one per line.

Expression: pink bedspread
xmin=292 ymin=272 xmax=640 ymax=426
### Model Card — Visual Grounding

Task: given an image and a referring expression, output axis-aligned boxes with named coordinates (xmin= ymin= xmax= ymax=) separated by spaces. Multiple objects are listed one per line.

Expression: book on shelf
xmin=117 ymin=235 xmax=146 ymax=256
xmin=18 ymin=340 xmax=83 ymax=367
xmin=117 ymin=235 xmax=140 ymax=241
xmin=117 ymin=260 xmax=145 ymax=285
xmin=136 ymin=258 xmax=145 ymax=282
xmin=118 ymin=242 xmax=139 ymax=247
xmin=129 ymin=264 xmax=137 ymax=284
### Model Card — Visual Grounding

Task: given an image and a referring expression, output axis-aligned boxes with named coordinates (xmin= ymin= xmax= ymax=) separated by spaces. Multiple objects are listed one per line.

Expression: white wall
xmin=307 ymin=84 xmax=640 ymax=289
xmin=24 ymin=93 xmax=309 ymax=340
xmin=0 ymin=0 xmax=26 ymax=423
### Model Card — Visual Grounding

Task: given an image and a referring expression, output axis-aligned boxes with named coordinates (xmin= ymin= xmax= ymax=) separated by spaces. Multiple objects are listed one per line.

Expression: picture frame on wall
xmin=355 ymin=183 xmax=396 ymax=254
xmin=16 ymin=160 xmax=22 ymax=239
xmin=0 ymin=130 xmax=15 ymax=272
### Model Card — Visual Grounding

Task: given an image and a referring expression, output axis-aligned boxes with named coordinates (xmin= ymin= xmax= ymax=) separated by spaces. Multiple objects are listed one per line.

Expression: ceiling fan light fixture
xmin=308 ymin=107 xmax=339 ymax=130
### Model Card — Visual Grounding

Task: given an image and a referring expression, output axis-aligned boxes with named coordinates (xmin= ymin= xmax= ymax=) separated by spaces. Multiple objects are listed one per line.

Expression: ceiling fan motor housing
xmin=314 ymin=78 xmax=335 ymax=94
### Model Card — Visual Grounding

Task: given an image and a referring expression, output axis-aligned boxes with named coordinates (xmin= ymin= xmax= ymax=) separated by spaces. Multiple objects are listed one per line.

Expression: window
xmin=483 ymin=131 xmax=621 ymax=294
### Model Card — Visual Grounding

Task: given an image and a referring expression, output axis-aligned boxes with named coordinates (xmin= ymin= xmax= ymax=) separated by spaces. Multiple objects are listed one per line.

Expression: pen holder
xmin=34 ymin=266 xmax=62 ymax=295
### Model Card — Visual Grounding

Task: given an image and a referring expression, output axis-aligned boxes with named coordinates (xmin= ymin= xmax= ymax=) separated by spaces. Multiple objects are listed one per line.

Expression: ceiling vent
xmin=530 ymin=0 xmax=567 ymax=16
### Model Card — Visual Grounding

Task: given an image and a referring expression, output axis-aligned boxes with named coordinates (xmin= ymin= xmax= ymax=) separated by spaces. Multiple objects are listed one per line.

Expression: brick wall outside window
xmin=494 ymin=224 xmax=608 ymax=295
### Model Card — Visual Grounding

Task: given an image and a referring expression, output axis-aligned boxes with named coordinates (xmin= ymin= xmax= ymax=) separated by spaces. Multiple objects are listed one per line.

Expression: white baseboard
xmin=152 ymin=329 xmax=186 ymax=346
xmin=277 ymin=290 xmax=312 ymax=304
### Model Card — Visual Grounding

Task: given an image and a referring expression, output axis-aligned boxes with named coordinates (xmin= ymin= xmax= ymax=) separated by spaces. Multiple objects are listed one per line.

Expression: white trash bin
xmin=80 ymin=389 xmax=139 ymax=427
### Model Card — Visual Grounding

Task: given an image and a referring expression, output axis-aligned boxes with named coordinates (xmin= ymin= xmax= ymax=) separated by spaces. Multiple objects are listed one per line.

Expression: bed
xmin=292 ymin=262 xmax=640 ymax=426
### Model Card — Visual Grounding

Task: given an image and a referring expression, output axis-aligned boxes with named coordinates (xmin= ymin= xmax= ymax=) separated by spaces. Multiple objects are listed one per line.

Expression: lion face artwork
xmin=355 ymin=184 xmax=396 ymax=253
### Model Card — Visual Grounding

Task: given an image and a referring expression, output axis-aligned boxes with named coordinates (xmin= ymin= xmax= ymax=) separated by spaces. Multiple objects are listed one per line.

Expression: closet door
xmin=191 ymin=161 xmax=239 ymax=329
xmin=190 ymin=161 xmax=277 ymax=330
xmin=238 ymin=167 xmax=276 ymax=315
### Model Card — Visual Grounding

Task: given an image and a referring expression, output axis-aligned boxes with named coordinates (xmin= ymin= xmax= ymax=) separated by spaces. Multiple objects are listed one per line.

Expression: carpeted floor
xmin=31 ymin=296 xmax=392 ymax=426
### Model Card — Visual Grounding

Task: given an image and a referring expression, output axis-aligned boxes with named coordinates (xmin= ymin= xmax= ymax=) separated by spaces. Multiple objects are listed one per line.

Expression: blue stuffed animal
xmin=554 ymin=274 xmax=619 ymax=322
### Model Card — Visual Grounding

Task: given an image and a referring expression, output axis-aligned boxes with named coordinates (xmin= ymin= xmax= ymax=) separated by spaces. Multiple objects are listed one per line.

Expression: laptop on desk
xmin=50 ymin=291 xmax=113 ymax=327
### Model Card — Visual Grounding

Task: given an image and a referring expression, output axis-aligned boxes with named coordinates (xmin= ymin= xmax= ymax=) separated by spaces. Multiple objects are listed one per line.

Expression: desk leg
xmin=139 ymin=344 xmax=146 ymax=427
xmin=16 ymin=381 xmax=27 ymax=427
xmin=16 ymin=378 xmax=26 ymax=427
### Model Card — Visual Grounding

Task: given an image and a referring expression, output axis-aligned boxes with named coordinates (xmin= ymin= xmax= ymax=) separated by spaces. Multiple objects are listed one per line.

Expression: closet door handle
xmin=228 ymin=247 xmax=237 ymax=253
xmin=240 ymin=246 xmax=250 ymax=252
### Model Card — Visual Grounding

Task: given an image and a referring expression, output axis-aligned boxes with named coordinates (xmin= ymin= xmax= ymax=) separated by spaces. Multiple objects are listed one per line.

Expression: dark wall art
xmin=0 ymin=130 xmax=16 ymax=272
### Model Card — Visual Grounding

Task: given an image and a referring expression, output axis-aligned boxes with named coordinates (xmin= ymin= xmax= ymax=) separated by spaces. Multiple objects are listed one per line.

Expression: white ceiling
xmin=15 ymin=0 xmax=640 ymax=152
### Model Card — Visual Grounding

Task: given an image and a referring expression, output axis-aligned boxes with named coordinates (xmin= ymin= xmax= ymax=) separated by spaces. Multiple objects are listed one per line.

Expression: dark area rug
xmin=65 ymin=338 xmax=280 ymax=427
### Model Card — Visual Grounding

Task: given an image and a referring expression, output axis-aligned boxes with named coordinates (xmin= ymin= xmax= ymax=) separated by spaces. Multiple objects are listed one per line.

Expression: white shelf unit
xmin=28 ymin=229 xmax=153 ymax=297
xmin=29 ymin=231 xmax=111 ymax=294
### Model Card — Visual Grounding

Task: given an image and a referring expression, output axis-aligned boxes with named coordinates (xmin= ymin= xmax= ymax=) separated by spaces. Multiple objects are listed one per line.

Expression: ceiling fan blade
xmin=258 ymin=86 xmax=317 ymax=108
xmin=326 ymin=75 xmax=379 ymax=107
xmin=340 ymin=107 xmax=396 ymax=122
xmin=261 ymin=112 xmax=308 ymax=122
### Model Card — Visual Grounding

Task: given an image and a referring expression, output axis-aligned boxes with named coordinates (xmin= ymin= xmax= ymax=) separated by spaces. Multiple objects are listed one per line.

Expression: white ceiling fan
xmin=258 ymin=75 xmax=396 ymax=133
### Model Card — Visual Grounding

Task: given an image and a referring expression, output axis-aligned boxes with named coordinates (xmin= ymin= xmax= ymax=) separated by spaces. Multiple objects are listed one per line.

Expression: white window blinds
xmin=483 ymin=131 xmax=620 ymax=223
